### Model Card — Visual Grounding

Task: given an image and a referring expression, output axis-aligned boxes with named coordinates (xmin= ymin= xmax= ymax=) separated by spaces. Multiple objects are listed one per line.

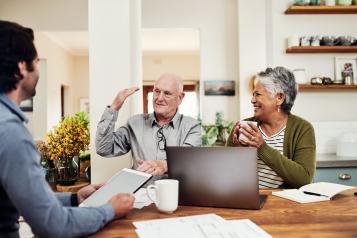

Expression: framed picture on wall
xmin=19 ymin=98 xmax=33 ymax=112
xmin=204 ymin=80 xmax=235 ymax=96
xmin=334 ymin=57 xmax=357 ymax=85
xmin=80 ymin=98 xmax=90 ymax=114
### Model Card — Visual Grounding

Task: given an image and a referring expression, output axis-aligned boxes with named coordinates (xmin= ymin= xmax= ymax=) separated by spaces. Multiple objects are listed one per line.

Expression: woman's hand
xmin=238 ymin=122 xmax=265 ymax=148
xmin=232 ymin=122 xmax=242 ymax=146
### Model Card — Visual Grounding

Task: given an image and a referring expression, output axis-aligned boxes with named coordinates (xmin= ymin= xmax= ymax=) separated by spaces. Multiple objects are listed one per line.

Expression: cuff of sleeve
xmin=71 ymin=193 xmax=79 ymax=206
xmin=104 ymin=106 xmax=119 ymax=121
xmin=101 ymin=203 xmax=116 ymax=221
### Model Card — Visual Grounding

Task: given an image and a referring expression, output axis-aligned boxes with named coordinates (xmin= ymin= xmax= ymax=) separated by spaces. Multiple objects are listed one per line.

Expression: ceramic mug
xmin=288 ymin=35 xmax=300 ymax=48
xmin=146 ymin=179 xmax=179 ymax=213
xmin=311 ymin=35 xmax=320 ymax=46
xmin=325 ymin=0 xmax=336 ymax=5
xmin=300 ymin=36 xmax=311 ymax=46
xmin=238 ymin=121 xmax=258 ymax=145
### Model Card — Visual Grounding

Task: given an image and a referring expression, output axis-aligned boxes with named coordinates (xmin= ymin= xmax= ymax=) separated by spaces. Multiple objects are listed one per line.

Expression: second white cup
xmin=239 ymin=121 xmax=258 ymax=145
xmin=146 ymin=179 xmax=179 ymax=213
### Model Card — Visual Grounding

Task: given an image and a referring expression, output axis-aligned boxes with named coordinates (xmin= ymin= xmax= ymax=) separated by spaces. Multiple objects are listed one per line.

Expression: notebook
xmin=272 ymin=182 xmax=354 ymax=203
xmin=79 ymin=168 xmax=152 ymax=207
xmin=166 ymin=146 xmax=267 ymax=210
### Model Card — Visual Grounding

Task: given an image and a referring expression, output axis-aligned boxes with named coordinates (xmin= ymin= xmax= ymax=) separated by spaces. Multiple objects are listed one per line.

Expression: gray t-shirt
xmin=95 ymin=107 xmax=202 ymax=172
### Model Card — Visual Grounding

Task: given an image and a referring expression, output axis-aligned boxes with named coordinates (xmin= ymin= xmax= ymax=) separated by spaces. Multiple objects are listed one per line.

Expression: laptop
xmin=166 ymin=146 xmax=267 ymax=210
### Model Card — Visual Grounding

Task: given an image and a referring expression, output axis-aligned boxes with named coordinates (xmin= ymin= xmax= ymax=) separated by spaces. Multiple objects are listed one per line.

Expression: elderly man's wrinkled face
xmin=153 ymin=77 xmax=184 ymax=119
xmin=251 ymin=80 xmax=278 ymax=121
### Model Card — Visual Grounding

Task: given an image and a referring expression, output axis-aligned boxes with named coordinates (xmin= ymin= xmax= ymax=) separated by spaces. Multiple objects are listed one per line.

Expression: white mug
xmin=238 ymin=121 xmax=258 ymax=145
xmin=287 ymin=35 xmax=300 ymax=48
xmin=146 ymin=179 xmax=179 ymax=213
xmin=325 ymin=0 xmax=336 ymax=5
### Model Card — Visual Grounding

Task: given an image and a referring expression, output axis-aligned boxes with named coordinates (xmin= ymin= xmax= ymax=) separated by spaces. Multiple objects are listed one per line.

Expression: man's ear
xmin=18 ymin=61 xmax=27 ymax=78
xmin=179 ymin=92 xmax=185 ymax=102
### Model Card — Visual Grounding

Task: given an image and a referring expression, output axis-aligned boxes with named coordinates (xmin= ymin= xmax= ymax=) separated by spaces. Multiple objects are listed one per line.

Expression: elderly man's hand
xmin=77 ymin=183 xmax=104 ymax=204
xmin=136 ymin=160 xmax=167 ymax=176
xmin=111 ymin=87 xmax=140 ymax=111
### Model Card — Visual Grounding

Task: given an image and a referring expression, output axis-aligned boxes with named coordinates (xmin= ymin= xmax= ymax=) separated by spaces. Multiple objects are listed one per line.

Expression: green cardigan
xmin=226 ymin=114 xmax=316 ymax=188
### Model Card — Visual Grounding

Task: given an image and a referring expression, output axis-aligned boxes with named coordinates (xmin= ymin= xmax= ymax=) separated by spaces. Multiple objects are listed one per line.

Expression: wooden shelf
xmin=286 ymin=46 xmax=357 ymax=53
xmin=299 ymin=84 xmax=357 ymax=91
xmin=285 ymin=5 xmax=357 ymax=14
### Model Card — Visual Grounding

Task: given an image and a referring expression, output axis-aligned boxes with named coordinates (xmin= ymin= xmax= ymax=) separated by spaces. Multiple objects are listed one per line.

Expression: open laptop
xmin=166 ymin=147 xmax=267 ymax=210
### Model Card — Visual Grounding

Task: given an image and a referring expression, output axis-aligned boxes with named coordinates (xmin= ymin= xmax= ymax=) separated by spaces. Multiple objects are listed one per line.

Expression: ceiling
xmin=42 ymin=28 xmax=200 ymax=56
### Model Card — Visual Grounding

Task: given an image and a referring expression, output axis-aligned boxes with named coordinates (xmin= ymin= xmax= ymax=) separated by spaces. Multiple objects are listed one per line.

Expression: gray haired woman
xmin=227 ymin=67 xmax=316 ymax=188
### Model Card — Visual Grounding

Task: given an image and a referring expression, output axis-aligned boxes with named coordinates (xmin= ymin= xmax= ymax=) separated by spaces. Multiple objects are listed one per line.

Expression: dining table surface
xmin=88 ymin=188 xmax=357 ymax=238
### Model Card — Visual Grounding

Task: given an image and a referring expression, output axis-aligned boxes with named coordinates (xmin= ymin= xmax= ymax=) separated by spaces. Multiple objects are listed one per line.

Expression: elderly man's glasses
xmin=157 ymin=127 xmax=166 ymax=150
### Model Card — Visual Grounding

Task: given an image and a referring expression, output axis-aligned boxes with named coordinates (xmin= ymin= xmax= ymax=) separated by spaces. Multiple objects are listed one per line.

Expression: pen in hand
xmin=303 ymin=191 xmax=329 ymax=197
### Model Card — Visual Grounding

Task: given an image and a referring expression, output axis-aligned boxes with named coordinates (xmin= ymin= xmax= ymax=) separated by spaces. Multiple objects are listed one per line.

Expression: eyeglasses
xmin=157 ymin=127 xmax=166 ymax=150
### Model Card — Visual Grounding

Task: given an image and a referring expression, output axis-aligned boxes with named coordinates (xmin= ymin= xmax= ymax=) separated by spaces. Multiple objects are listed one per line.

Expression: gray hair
xmin=256 ymin=67 xmax=298 ymax=113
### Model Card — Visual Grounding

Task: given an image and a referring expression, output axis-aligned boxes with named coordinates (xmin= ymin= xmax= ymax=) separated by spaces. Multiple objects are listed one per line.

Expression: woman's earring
xmin=277 ymin=106 xmax=280 ymax=113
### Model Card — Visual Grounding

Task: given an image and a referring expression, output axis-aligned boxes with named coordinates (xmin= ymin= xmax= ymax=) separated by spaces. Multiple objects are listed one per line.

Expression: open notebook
xmin=272 ymin=182 xmax=354 ymax=204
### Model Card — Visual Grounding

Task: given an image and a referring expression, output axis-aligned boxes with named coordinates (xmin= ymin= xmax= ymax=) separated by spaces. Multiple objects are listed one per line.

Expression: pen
xmin=303 ymin=191 xmax=329 ymax=197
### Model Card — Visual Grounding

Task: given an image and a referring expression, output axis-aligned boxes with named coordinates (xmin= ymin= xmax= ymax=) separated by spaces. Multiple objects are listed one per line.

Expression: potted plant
xmin=46 ymin=114 xmax=90 ymax=185
xmin=202 ymin=112 xmax=234 ymax=146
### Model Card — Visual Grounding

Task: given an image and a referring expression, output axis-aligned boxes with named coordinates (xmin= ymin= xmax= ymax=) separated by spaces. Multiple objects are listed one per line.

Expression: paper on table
xmin=134 ymin=188 xmax=155 ymax=209
xmin=133 ymin=213 xmax=225 ymax=229
xmin=134 ymin=214 xmax=272 ymax=238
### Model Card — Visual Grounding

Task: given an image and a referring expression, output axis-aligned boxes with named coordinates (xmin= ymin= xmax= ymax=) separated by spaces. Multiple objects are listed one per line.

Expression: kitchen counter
xmin=317 ymin=154 xmax=357 ymax=168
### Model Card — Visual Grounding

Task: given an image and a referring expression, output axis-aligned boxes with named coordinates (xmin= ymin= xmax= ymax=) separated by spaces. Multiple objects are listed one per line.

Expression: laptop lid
xmin=166 ymin=146 xmax=265 ymax=210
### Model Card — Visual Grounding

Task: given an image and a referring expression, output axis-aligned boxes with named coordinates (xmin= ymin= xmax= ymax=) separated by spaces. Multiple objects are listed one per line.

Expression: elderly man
xmin=0 ymin=20 xmax=134 ymax=238
xmin=96 ymin=74 xmax=202 ymax=177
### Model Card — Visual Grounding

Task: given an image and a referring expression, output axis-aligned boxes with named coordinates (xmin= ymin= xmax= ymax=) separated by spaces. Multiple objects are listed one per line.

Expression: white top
xmin=258 ymin=126 xmax=286 ymax=188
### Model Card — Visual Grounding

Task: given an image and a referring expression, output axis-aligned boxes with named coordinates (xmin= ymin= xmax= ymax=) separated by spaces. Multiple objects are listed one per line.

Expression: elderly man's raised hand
xmin=109 ymin=193 xmax=135 ymax=219
xmin=111 ymin=87 xmax=140 ymax=111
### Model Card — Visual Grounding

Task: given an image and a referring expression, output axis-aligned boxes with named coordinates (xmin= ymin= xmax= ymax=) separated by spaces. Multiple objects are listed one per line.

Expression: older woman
xmin=227 ymin=67 xmax=316 ymax=188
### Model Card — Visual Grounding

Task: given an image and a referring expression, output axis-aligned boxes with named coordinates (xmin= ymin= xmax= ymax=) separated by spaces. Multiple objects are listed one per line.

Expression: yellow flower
xmin=45 ymin=116 xmax=90 ymax=161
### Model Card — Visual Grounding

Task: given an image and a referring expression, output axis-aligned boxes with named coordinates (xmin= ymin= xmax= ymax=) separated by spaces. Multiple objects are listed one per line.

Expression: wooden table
xmin=88 ymin=189 xmax=357 ymax=238
xmin=56 ymin=181 xmax=89 ymax=192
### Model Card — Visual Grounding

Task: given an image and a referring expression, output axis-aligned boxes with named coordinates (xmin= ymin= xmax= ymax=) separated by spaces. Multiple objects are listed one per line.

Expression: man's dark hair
xmin=0 ymin=20 xmax=38 ymax=93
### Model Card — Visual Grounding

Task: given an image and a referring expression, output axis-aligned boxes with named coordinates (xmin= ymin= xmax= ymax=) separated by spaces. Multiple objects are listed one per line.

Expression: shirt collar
xmin=0 ymin=94 xmax=28 ymax=123
xmin=149 ymin=111 xmax=181 ymax=129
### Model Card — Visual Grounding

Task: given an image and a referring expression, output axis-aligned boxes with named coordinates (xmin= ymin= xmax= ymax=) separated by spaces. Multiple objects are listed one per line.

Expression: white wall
xmin=89 ymin=0 xmax=142 ymax=183
xmin=72 ymin=57 xmax=89 ymax=112
xmin=33 ymin=32 xmax=75 ymax=139
xmin=0 ymin=0 xmax=87 ymax=30
xmin=143 ymin=53 xmax=200 ymax=81
xmin=268 ymin=0 xmax=357 ymax=121
xmin=237 ymin=0 xmax=268 ymax=120
xmin=142 ymin=0 xmax=239 ymax=124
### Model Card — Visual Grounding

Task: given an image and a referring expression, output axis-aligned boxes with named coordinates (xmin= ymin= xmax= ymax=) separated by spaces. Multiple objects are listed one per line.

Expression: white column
xmin=88 ymin=0 xmax=142 ymax=183
xmin=237 ymin=0 xmax=268 ymax=120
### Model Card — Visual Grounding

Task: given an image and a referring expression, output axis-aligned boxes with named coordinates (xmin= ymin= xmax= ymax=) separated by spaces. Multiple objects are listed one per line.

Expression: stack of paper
xmin=133 ymin=214 xmax=272 ymax=238
xmin=134 ymin=188 xmax=155 ymax=209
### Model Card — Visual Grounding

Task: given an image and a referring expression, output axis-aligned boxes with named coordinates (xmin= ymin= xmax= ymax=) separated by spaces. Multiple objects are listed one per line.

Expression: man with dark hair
xmin=0 ymin=20 xmax=134 ymax=238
